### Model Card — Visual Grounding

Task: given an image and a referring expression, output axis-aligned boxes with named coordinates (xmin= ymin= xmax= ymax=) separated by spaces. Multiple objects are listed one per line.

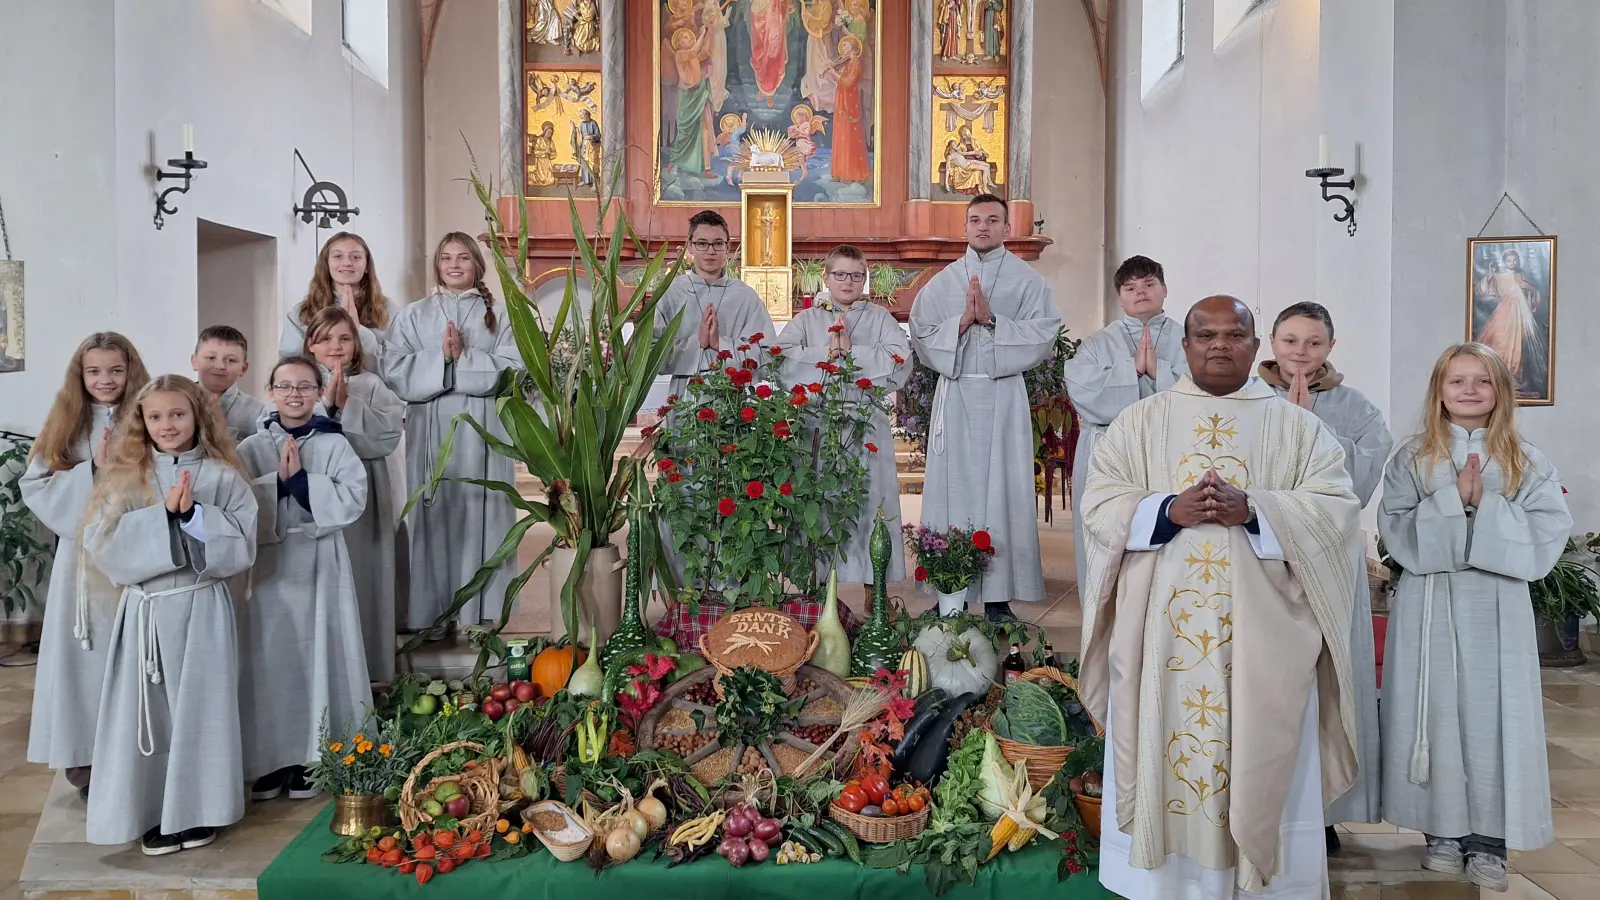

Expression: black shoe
xmin=984 ymin=602 xmax=1017 ymax=623
xmin=78 ymin=784 xmax=89 ymax=802
xmin=1325 ymin=825 xmax=1341 ymax=854
xmin=286 ymin=766 xmax=321 ymax=800
xmin=141 ymin=827 xmax=182 ymax=857
xmin=250 ymin=768 xmax=288 ymax=801
xmin=178 ymin=826 xmax=216 ymax=850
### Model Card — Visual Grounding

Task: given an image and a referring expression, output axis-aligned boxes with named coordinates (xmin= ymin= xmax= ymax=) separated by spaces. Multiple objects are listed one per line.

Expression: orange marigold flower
xmin=343 ymin=754 xmax=357 ymax=765
xmin=329 ymin=742 xmax=344 ymax=753
xmin=379 ymin=744 xmax=393 ymax=756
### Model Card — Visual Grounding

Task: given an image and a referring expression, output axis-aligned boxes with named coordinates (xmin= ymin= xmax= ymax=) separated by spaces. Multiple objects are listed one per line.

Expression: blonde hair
xmin=31 ymin=333 xmax=151 ymax=472
xmin=1415 ymin=342 xmax=1527 ymax=495
xmin=433 ymin=232 xmax=498 ymax=332
xmin=300 ymin=232 xmax=390 ymax=331
xmin=84 ymin=375 xmax=247 ymax=542
xmin=302 ymin=306 xmax=367 ymax=375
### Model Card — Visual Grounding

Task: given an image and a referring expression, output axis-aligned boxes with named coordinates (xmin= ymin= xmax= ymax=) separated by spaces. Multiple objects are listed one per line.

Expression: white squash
xmin=912 ymin=625 xmax=999 ymax=698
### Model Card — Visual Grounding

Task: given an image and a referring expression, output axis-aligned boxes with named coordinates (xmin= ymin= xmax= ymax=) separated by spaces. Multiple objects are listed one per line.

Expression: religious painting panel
xmin=933 ymin=0 xmax=1007 ymax=67
xmin=930 ymin=75 xmax=1006 ymax=202
xmin=654 ymin=0 xmax=881 ymax=206
xmin=0 ymin=261 xmax=22 ymax=373
xmin=1467 ymin=235 xmax=1557 ymax=406
xmin=525 ymin=70 xmax=605 ymax=197
xmin=525 ymin=0 xmax=602 ymax=62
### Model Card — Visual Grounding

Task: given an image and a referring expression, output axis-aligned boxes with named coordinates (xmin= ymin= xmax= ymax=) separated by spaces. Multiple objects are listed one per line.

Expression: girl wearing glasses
xmin=235 ymin=356 xmax=370 ymax=806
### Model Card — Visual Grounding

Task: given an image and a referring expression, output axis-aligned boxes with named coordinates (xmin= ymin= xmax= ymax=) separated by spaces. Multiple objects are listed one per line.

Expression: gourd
xmin=850 ymin=512 xmax=902 ymax=676
xmin=567 ymin=623 xmax=606 ymax=698
xmin=603 ymin=495 xmax=652 ymax=669
xmin=531 ymin=642 xmax=585 ymax=698
xmin=899 ymin=648 xmax=929 ymax=698
xmin=912 ymin=624 xmax=999 ymax=698
xmin=810 ymin=569 xmax=853 ymax=679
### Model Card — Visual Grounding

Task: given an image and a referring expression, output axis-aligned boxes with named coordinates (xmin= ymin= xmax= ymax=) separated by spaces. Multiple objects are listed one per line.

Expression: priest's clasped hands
xmin=1457 ymin=452 xmax=1485 ymax=509
xmin=1168 ymin=468 xmax=1253 ymax=528
xmin=957 ymin=276 xmax=992 ymax=334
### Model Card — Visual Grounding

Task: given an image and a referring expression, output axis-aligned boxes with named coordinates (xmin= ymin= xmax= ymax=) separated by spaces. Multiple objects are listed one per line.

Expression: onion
xmin=753 ymin=818 xmax=781 ymax=843
xmin=725 ymin=840 xmax=751 ymax=867
xmin=624 ymin=808 xmax=650 ymax=840
xmin=636 ymin=795 xmax=668 ymax=831
xmin=725 ymin=815 xmax=752 ymax=837
xmin=748 ymin=838 xmax=770 ymax=862
xmin=606 ymin=825 xmax=641 ymax=862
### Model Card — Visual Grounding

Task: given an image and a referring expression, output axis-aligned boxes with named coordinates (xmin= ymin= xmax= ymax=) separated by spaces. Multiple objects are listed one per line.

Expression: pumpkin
xmin=532 ymin=643 xmax=586 ymax=698
xmin=912 ymin=624 xmax=999 ymax=698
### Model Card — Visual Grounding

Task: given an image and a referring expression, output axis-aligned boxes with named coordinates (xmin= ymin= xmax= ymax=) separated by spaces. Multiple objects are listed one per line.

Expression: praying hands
xmin=1167 ymin=468 xmax=1253 ymax=528
xmin=958 ymin=276 xmax=992 ymax=334
xmin=699 ymin=304 xmax=721 ymax=350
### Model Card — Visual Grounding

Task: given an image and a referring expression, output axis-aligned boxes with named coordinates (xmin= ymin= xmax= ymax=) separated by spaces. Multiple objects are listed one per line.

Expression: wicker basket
xmin=522 ymin=800 xmax=594 ymax=862
xmin=398 ymin=740 xmax=502 ymax=834
xmin=700 ymin=630 xmax=819 ymax=696
xmin=992 ymin=667 xmax=1106 ymax=791
xmin=828 ymin=802 xmax=930 ymax=843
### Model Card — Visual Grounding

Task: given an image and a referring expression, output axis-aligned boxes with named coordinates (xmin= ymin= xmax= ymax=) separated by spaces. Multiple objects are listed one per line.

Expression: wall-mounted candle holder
xmin=154 ymin=125 xmax=207 ymax=230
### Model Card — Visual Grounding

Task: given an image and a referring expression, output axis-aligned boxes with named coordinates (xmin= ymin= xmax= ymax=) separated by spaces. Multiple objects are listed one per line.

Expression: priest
xmin=653 ymin=209 xmax=775 ymax=401
xmin=1078 ymin=295 xmax=1362 ymax=899
xmin=910 ymin=193 xmax=1061 ymax=620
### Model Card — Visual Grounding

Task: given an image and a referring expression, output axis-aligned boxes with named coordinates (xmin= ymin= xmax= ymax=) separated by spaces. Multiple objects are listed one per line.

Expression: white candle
xmin=181 ymin=124 xmax=194 ymax=155
xmin=1317 ymin=134 xmax=1330 ymax=169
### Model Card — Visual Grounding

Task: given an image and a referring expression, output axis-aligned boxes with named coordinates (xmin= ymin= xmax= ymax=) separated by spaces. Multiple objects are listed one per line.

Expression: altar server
xmin=383 ymin=233 xmax=518 ymax=632
xmin=1378 ymin=342 xmax=1569 ymax=892
xmin=774 ymin=244 xmax=912 ymax=587
xmin=237 ymin=356 xmax=371 ymax=802
xmin=278 ymin=232 xmax=401 ymax=363
xmin=191 ymin=326 xmax=270 ymax=442
xmin=82 ymin=375 xmax=257 ymax=855
xmin=1064 ymin=255 xmax=1187 ymax=594
xmin=910 ymin=194 xmax=1061 ymax=620
xmin=22 ymin=333 xmax=150 ymax=800
xmin=303 ymin=307 xmax=405 ymax=682
xmin=654 ymin=210 xmax=775 ymax=401
xmin=1261 ymin=302 xmax=1392 ymax=848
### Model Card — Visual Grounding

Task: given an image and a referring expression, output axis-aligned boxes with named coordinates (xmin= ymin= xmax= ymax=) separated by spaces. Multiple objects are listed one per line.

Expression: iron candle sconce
xmin=153 ymin=151 xmax=208 ymax=230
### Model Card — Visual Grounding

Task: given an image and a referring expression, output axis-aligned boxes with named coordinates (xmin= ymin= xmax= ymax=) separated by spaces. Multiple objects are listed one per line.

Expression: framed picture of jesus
xmin=1466 ymin=235 xmax=1557 ymax=406
xmin=653 ymin=0 xmax=881 ymax=206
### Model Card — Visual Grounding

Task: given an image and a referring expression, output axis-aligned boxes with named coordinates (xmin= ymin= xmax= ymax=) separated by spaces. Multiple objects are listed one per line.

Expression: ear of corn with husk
xmin=977 ymin=732 xmax=1055 ymax=859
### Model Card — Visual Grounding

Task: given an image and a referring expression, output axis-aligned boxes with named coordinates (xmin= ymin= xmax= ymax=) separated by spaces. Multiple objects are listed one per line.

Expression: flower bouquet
xmin=904 ymin=523 xmax=996 ymax=596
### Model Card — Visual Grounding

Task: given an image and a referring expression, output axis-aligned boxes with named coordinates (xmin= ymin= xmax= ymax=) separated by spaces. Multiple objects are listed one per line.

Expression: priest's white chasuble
xmin=1079 ymin=377 xmax=1362 ymax=898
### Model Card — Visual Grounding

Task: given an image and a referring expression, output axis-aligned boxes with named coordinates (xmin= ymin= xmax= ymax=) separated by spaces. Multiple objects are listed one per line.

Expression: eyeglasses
xmin=271 ymin=383 xmax=320 ymax=395
xmin=827 ymin=271 xmax=868 ymax=283
xmin=690 ymin=240 xmax=729 ymax=252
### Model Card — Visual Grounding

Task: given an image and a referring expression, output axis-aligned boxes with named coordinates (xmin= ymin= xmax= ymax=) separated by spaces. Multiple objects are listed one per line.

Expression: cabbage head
xmin=991 ymin=679 xmax=1069 ymax=746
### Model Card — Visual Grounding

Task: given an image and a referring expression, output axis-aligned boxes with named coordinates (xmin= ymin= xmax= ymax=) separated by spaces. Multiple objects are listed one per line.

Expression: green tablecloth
xmin=258 ymin=806 xmax=1112 ymax=900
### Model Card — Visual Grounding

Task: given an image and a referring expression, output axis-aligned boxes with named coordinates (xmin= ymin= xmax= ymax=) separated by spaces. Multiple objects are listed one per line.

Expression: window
xmin=256 ymin=0 xmax=313 ymax=34
xmin=1214 ymin=0 xmax=1271 ymax=49
xmin=1140 ymin=0 xmax=1185 ymax=97
xmin=343 ymin=0 xmax=390 ymax=88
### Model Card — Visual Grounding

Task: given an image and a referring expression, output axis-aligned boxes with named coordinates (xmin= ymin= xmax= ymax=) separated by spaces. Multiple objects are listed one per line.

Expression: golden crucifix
xmin=757 ymin=204 xmax=781 ymax=266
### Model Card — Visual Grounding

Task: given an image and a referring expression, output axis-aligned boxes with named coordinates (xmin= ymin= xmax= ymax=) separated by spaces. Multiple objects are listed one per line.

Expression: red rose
xmin=755 ymin=384 xmax=773 ymax=399
xmin=718 ymin=498 xmax=735 ymax=516
xmin=769 ymin=346 xmax=783 ymax=356
xmin=640 ymin=424 xmax=657 ymax=437
xmin=697 ymin=408 xmax=716 ymax=422
xmin=730 ymin=368 xmax=753 ymax=386
xmin=779 ymin=482 xmax=793 ymax=496
xmin=737 ymin=344 xmax=750 ymax=352
xmin=773 ymin=421 xmax=793 ymax=439
xmin=973 ymin=530 xmax=993 ymax=551
xmin=657 ymin=458 xmax=676 ymax=472
xmin=666 ymin=394 xmax=679 ymax=404
xmin=746 ymin=481 xmax=764 ymax=500
xmin=866 ymin=443 xmax=879 ymax=453
xmin=742 ymin=358 xmax=758 ymax=370
xmin=807 ymin=382 xmax=824 ymax=394
xmin=688 ymin=376 xmax=704 ymax=386
xmin=891 ymin=353 xmax=905 ymax=365
xmin=726 ymin=366 xmax=741 ymax=378
xmin=740 ymin=406 xmax=756 ymax=423
xmin=666 ymin=471 xmax=683 ymax=484
xmin=855 ymin=378 xmax=874 ymax=389
xmin=827 ymin=323 xmax=845 ymax=334
xmin=790 ymin=393 xmax=808 ymax=407
xmin=656 ymin=405 xmax=670 ymax=417
xmin=748 ymin=332 xmax=765 ymax=342
xmin=721 ymin=443 xmax=737 ymax=454
xmin=914 ymin=566 xmax=927 ymax=581
xmin=717 ymin=349 xmax=733 ymax=360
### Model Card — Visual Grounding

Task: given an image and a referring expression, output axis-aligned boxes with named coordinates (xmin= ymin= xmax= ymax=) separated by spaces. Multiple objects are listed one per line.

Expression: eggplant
xmin=902 ymin=691 xmax=984 ymax=784
xmin=912 ymin=687 xmax=950 ymax=718
xmin=890 ymin=696 xmax=950 ymax=771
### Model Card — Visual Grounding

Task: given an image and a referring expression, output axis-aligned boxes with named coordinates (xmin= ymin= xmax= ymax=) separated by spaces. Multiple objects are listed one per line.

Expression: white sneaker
xmin=1465 ymin=852 xmax=1508 ymax=892
xmin=1421 ymin=838 xmax=1465 ymax=876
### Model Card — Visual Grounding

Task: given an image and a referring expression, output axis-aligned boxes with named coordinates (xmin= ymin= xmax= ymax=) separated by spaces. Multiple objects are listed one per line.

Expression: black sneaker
xmin=250 ymin=768 xmax=288 ymax=801
xmin=1325 ymin=825 xmax=1341 ymax=854
xmin=141 ymin=827 xmax=182 ymax=857
xmin=984 ymin=602 xmax=1017 ymax=623
xmin=178 ymin=827 xmax=216 ymax=850
xmin=286 ymin=766 xmax=321 ymax=800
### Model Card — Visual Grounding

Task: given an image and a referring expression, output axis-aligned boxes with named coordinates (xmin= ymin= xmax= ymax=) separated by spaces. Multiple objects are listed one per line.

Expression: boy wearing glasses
xmin=774 ymin=244 xmax=912 ymax=592
xmin=192 ymin=325 xmax=270 ymax=442
xmin=654 ymin=209 xmax=775 ymax=401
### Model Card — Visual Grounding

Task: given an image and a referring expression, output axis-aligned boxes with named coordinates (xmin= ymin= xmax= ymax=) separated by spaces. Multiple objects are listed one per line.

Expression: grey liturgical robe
xmin=383 ymin=290 xmax=519 ymax=629
xmin=83 ymin=449 xmax=258 ymax=845
xmin=653 ymin=271 xmax=776 ymax=401
xmin=1378 ymin=428 xmax=1569 ymax=850
xmin=911 ymin=247 xmax=1061 ymax=605
xmin=237 ymin=423 xmax=371 ymax=778
xmin=22 ymin=405 xmax=120 ymax=769
xmin=317 ymin=367 xmax=405 ymax=682
xmin=1064 ymin=314 xmax=1187 ymax=595
xmin=774 ymin=300 xmax=912 ymax=583
xmin=218 ymin=385 xmax=271 ymax=443
xmin=277 ymin=298 xmax=403 ymax=364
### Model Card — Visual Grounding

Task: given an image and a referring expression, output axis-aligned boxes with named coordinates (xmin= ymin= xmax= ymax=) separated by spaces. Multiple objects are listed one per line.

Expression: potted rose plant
xmin=904 ymin=523 xmax=996 ymax=615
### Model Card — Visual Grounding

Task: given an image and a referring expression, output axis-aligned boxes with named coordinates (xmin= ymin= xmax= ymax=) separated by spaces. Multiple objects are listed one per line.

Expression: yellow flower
xmin=329 ymin=742 xmax=344 ymax=753
xmin=342 ymin=754 xmax=356 ymax=765
xmin=379 ymin=744 xmax=393 ymax=757
xmin=357 ymin=741 xmax=374 ymax=754
xmin=353 ymin=733 xmax=367 ymax=745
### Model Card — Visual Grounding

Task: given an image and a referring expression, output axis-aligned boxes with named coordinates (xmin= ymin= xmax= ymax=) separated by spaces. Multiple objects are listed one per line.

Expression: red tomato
xmin=861 ymin=774 xmax=890 ymax=805
xmin=881 ymin=797 xmax=900 ymax=816
xmin=837 ymin=785 xmax=870 ymax=814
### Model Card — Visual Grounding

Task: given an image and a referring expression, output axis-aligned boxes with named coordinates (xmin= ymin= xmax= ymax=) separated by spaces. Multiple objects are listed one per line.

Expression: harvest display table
xmin=258 ymin=806 xmax=1113 ymax=900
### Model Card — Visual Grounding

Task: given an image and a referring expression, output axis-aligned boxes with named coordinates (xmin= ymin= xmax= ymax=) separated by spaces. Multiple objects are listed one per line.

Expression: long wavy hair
xmin=84 ymin=375 xmax=247 ymax=543
xmin=302 ymin=306 xmax=367 ymax=375
xmin=31 ymin=332 xmax=151 ymax=472
xmin=299 ymin=232 xmax=390 ymax=331
xmin=1415 ymin=342 xmax=1527 ymax=496
xmin=433 ymin=232 xmax=498 ymax=332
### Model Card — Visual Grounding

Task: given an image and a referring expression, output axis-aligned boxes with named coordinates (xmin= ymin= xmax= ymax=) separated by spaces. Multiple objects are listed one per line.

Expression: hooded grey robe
xmin=237 ymin=423 xmax=371 ymax=777
xmin=217 ymin=385 xmax=271 ymax=444
xmin=653 ymin=270 xmax=776 ymax=400
xmin=83 ymin=449 xmax=257 ymax=845
xmin=277 ymin=298 xmax=402 ymax=364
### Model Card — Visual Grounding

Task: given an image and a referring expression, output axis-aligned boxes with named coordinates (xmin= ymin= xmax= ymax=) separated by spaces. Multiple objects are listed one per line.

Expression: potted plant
xmin=1060 ymin=734 xmax=1104 ymax=840
xmin=0 ymin=437 xmax=50 ymax=619
xmin=867 ymin=263 xmax=904 ymax=306
xmin=903 ymin=523 xmax=996 ymax=614
xmin=791 ymin=258 xmax=825 ymax=307
xmin=308 ymin=714 xmax=410 ymax=836
xmin=1530 ymin=538 xmax=1600 ymax=668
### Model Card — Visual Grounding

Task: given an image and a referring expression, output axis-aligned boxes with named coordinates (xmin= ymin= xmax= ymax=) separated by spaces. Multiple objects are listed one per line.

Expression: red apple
xmin=489 ymin=683 xmax=513 ymax=703
xmin=504 ymin=698 xmax=522 ymax=716
xmin=513 ymin=682 xmax=536 ymax=703
xmin=445 ymin=796 xmax=471 ymax=818
xmin=482 ymin=698 xmax=505 ymax=720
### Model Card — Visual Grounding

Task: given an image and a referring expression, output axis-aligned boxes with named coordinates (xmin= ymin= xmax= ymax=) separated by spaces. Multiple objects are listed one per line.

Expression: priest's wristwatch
xmin=1244 ymin=496 xmax=1259 ymax=526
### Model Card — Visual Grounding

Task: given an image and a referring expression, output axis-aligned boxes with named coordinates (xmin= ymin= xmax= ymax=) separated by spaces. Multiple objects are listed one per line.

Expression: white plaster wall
xmin=197 ymin=222 xmax=280 ymax=397
xmin=423 ymin=0 xmax=500 ymax=250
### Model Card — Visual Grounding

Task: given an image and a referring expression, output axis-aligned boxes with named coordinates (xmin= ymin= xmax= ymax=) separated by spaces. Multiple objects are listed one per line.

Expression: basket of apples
xmin=399 ymin=741 xmax=502 ymax=835
xmin=481 ymin=680 xmax=538 ymax=721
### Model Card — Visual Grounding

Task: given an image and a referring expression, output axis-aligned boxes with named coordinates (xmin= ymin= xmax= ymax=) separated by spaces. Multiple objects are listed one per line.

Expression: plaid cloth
xmin=655 ymin=598 xmax=865 ymax=652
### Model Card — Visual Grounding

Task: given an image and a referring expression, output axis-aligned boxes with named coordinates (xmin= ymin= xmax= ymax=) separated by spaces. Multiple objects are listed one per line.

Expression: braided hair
xmin=433 ymin=231 xmax=498 ymax=332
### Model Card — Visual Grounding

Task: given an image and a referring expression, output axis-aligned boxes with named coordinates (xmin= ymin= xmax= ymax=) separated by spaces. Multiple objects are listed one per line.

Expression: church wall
xmin=423 ymin=0 xmax=501 ymax=249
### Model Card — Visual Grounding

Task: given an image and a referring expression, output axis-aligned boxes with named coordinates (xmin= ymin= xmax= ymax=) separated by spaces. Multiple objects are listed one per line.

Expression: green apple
xmin=410 ymin=694 xmax=438 ymax=716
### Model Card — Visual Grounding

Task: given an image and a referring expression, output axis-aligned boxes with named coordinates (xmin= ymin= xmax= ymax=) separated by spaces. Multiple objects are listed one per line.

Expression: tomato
xmin=907 ymin=794 xmax=925 ymax=812
xmin=860 ymin=774 xmax=890 ymax=805
xmin=881 ymin=796 xmax=899 ymax=816
xmin=837 ymin=785 xmax=870 ymax=814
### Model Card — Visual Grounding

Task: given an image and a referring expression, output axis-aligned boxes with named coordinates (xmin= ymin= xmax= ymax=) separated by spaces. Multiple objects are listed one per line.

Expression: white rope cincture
xmin=1408 ymin=573 xmax=1437 ymax=785
xmin=129 ymin=579 xmax=218 ymax=757
xmin=73 ymin=553 xmax=92 ymax=650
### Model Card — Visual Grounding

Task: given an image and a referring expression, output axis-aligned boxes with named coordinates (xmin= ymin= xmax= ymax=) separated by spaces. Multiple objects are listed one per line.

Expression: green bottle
xmin=850 ymin=510 xmax=901 ymax=677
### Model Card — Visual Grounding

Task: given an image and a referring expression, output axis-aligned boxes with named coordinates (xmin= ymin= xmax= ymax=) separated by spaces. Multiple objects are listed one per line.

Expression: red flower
xmin=721 ymin=443 xmax=737 ymax=454
xmin=769 ymin=346 xmax=784 ymax=356
xmin=815 ymin=361 xmax=831 ymax=371
xmin=755 ymin=384 xmax=773 ymax=399
xmin=773 ymin=421 xmax=793 ymax=439
xmin=696 ymin=408 xmax=716 ymax=422
xmin=656 ymin=405 xmax=670 ymax=417
xmin=747 ymin=332 xmax=765 ymax=343
xmin=742 ymin=358 xmax=758 ymax=370
xmin=657 ymin=458 xmax=676 ymax=472
xmin=827 ymin=323 xmax=845 ymax=334
xmin=717 ymin=349 xmax=733 ymax=360
xmin=973 ymin=530 xmax=993 ymax=551
xmin=914 ymin=566 xmax=927 ymax=581
xmin=790 ymin=393 xmax=808 ymax=407
xmin=821 ymin=362 xmax=840 ymax=374
xmin=891 ymin=353 xmax=905 ymax=365
xmin=666 ymin=471 xmax=683 ymax=484
xmin=779 ymin=482 xmax=793 ymax=496
xmin=855 ymin=378 xmax=874 ymax=389
xmin=807 ymin=382 xmax=824 ymax=394
xmin=666 ymin=394 xmax=679 ymax=404
xmin=746 ymin=481 xmax=764 ymax=500
xmin=688 ymin=376 xmax=704 ymax=387
xmin=730 ymin=368 xmax=753 ymax=386
xmin=640 ymin=424 xmax=657 ymax=437
xmin=737 ymin=344 xmax=750 ymax=352
xmin=718 ymin=498 xmax=735 ymax=516
xmin=740 ymin=406 xmax=756 ymax=423
xmin=865 ymin=443 xmax=879 ymax=453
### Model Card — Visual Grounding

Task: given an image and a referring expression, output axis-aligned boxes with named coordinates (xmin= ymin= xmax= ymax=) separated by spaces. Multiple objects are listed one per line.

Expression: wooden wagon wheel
xmin=636 ymin=664 xmax=859 ymax=781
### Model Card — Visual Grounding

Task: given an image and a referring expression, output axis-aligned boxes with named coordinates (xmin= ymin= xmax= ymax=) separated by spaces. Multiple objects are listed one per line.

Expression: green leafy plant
xmin=714 ymin=666 xmax=793 ymax=749
xmin=791 ymin=258 xmax=826 ymax=297
xmin=867 ymin=263 xmax=905 ymax=305
xmin=306 ymin=714 xmax=411 ymax=797
xmin=1531 ymin=539 xmax=1600 ymax=626
xmin=0 ymin=439 xmax=49 ymax=617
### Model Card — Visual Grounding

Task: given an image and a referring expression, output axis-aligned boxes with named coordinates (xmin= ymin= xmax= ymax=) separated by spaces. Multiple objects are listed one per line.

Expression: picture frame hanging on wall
xmin=1467 ymin=235 xmax=1556 ymax=406
xmin=0 ymin=261 xmax=22 ymax=374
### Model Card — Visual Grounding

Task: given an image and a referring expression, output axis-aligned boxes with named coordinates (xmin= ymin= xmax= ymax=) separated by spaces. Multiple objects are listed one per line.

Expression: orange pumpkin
xmin=531 ymin=644 xmax=585 ymax=698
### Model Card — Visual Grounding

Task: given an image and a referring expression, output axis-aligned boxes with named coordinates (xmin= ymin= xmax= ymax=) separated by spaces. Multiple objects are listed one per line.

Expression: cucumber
xmin=795 ymin=824 xmax=843 ymax=857
xmin=821 ymin=819 xmax=862 ymax=865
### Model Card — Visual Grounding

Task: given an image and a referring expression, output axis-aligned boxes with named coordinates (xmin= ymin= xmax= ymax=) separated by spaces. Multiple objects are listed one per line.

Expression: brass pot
xmin=330 ymin=793 xmax=392 ymax=836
